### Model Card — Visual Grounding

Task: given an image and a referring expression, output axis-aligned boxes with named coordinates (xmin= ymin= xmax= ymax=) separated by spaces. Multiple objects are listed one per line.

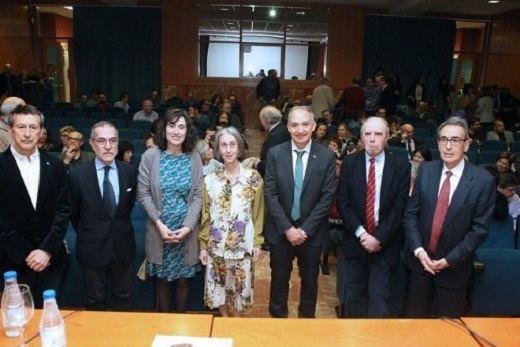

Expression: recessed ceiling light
xmin=488 ymin=0 xmax=500 ymax=3
xmin=296 ymin=11 xmax=306 ymax=15
xmin=220 ymin=8 xmax=229 ymax=11
xmin=227 ymin=22 xmax=234 ymax=25
xmin=269 ymin=9 xmax=277 ymax=17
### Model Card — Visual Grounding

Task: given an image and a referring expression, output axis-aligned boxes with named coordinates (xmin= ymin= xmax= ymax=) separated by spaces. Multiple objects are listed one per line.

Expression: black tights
xmin=155 ymin=277 xmax=190 ymax=313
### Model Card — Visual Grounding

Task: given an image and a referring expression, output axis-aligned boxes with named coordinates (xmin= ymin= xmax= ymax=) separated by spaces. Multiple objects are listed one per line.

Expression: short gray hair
xmin=287 ymin=105 xmax=315 ymax=123
xmin=259 ymin=106 xmax=282 ymax=125
xmin=90 ymin=121 xmax=118 ymax=139
xmin=215 ymin=126 xmax=245 ymax=160
xmin=360 ymin=116 xmax=390 ymax=136
xmin=438 ymin=117 xmax=469 ymax=139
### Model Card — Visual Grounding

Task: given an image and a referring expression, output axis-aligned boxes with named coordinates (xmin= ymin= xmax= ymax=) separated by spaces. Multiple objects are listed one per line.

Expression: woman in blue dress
xmin=138 ymin=109 xmax=203 ymax=312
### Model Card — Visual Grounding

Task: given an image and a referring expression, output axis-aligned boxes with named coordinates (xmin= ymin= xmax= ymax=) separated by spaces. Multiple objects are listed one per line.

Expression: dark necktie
xmin=103 ymin=166 xmax=116 ymax=217
xmin=429 ymin=171 xmax=453 ymax=254
xmin=366 ymin=158 xmax=376 ymax=234
xmin=291 ymin=150 xmax=305 ymax=221
xmin=407 ymin=139 xmax=413 ymax=158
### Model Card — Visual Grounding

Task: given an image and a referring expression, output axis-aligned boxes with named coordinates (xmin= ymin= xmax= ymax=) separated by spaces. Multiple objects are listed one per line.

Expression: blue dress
xmin=147 ymin=152 xmax=200 ymax=281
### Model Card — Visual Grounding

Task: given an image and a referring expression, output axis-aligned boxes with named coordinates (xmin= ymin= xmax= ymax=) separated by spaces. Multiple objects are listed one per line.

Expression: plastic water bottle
xmin=1 ymin=270 xmax=23 ymax=337
xmin=39 ymin=289 xmax=66 ymax=347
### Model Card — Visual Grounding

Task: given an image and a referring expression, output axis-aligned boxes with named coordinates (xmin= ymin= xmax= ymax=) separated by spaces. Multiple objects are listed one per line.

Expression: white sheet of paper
xmin=151 ymin=335 xmax=233 ymax=347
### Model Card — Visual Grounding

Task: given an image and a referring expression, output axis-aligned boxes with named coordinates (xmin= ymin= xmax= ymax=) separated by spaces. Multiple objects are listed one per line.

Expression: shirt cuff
xmin=414 ymin=247 xmax=425 ymax=257
xmin=355 ymin=226 xmax=366 ymax=238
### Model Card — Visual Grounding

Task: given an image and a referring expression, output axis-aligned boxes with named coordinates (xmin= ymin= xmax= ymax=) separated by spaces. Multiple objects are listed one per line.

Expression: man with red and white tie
xmin=338 ymin=116 xmax=410 ymax=318
xmin=404 ymin=117 xmax=495 ymax=318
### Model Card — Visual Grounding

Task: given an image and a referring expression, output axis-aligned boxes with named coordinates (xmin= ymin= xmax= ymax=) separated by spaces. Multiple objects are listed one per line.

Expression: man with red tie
xmin=338 ymin=116 xmax=410 ymax=318
xmin=404 ymin=117 xmax=495 ymax=318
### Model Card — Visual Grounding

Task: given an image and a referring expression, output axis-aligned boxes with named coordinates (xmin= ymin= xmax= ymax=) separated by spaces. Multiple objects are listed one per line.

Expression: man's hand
xmin=26 ymin=249 xmax=51 ymax=272
xmin=359 ymin=233 xmax=382 ymax=253
xmin=63 ymin=147 xmax=76 ymax=165
xmin=431 ymin=258 xmax=449 ymax=272
xmin=417 ymin=250 xmax=436 ymax=275
xmin=285 ymin=227 xmax=307 ymax=246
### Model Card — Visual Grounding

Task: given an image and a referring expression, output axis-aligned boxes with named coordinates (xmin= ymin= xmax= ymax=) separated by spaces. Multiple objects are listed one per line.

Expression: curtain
xmin=363 ymin=15 xmax=455 ymax=105
xmin=199 ymin=36 xmax=209 ymax=77
xmin=306 ymin=43 xmax=320 ymax=80
xmin=73 ymin=7 xmax=161 ymax=105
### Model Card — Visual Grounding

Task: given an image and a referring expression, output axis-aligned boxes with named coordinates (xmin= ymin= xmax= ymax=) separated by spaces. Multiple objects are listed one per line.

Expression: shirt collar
xmin=291 ymin=141 xmax=312 ymax=154
xmin=364 ymin=150 xmax=385 ymax=163
xmin=10 ymin=145 xmax=39 ymax=162
xmin=95 ymin=157 xmax=116 ymax=171
xmin=442 ymin=159 xmax=465 ymax=178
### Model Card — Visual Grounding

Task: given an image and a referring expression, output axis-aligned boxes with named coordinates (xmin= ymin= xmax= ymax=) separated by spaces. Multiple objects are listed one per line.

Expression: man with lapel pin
xmin=264 ymin=105 xmax=336 ymax=318
xmin=69 ymin=121 xmax=137 ymax=311
xmin=404 ymin=117 xmax=495 ymax=318
xmin=0 ymin=104 xmax=70 ymax=308
xmin=338 ymin=116 xmax=410 ymax=318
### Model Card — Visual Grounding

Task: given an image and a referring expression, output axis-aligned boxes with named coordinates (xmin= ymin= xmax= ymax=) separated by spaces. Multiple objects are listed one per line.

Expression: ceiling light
xmin=296 ymin=11 xmax=306 ymax=15
xmin=64 ymin=6 xmax=73 ymax=10
xmin=220 ymin=8 xmax=229 ymax=11
xmin=269 ymin=9 xmax=277 ymax=17
xmin=488 ymin=0 xmax=499 ymax=3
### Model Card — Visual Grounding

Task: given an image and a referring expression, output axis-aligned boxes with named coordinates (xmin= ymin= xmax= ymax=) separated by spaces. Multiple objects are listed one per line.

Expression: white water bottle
xmin=1 ymin=270 xmax=23 ymax=337
xmin=39 ymin=289 xmax=66 ymax=347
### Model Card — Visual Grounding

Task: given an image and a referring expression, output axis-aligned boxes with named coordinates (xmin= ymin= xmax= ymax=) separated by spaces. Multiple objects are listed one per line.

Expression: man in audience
xmin=389 ymin=123 xmax=423 ymax=159
xmin=375 ymin=107 xmax=387 ymax=118
xmin=486 ymin=119 xmax=514 ymax=144
xmin=468 ymin=117 xmax=485 ymax=143
xmin=336 ymin=77 xmax=365 ymax=121
xmin=96 ymin=92 xmax=112 ymax=111
xmin=311 ymin=77 xmax=335 ymax=121
xmin=61 ymin=130 xmax=95 ymax=170
xmin=0 ymin=96 xmax=26 ymax=152
xmin=497 ymin=173 xmax=520 ymax=229
xmin=0 ymin=63 xmax=19 ymax=97
xmin=338 ymin=116 xmax=410 ymax=318
xmin=363 ymin=77 xmax=380 ymax=117
xmin=150 ymin=89 xmax=164 ymax=109
xmin=0 ymin=104 xmax=70 ymax=308
xmin=69 ymin=121 xmax=137 ymax=311
xmin=256 ymin=69 xmax=280 ymax=106
xmin=75 ymin=93 xmax=89 ymax=111
xmin=376 ymin=75 xmax=396 ymax=117
xmin=404 ymin=117 xmax=495 ymax=318
xmin=410 ymin=101 xmax=436 ymax=123
xmin=113 ymin=91 xmax=130 ymax=113
xmin=221 ymin=101 xmax=243 ymax=130
xmin=321 ymin=109 xmax=338 ymax=127
xmin=264 ymin=105 xmax=336 ymax=318
xmin=133 ymin=99 xmax=158 ymax=123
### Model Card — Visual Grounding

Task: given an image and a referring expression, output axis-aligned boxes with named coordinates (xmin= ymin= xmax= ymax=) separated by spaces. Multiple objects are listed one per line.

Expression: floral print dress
xmin=199 ymin=164 xmax=265 ymax=310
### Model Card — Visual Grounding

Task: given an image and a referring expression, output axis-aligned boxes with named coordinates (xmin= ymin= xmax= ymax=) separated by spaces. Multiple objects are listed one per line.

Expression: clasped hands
xmin=359 ymin=232 xmax=382 ymax=253
xmin=417 ymin=250 xmax=449 ymax=275
xmin=26 ymin=249 xmax=51 ymax=272
xmin=285 ymin=227 xmax=307 ymax=246
xmin=156 ymin=220 xmax=190 ymax=243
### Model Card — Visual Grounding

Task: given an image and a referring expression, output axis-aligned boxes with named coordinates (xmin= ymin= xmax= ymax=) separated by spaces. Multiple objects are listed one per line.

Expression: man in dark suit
xmin=388 ymin=123 xmax=423 ymax=159
xmin=338 ymin=116 xmax=410 ymax=318
xmin=404 ymin=117 xmax=495 ymax=318
xmin=255 ymin=105 xmax=291 ymax=177
xmin=264 ymin=105 xmax=336 ymax=318
xmin=0 ymin=63 xmax=18 ymax=97
xmin=69 ymin=121 xmax=137 ymax=311
xmin=376 ymin=75 xmax=396 ymax=117
xmin=0 ymin=104 xmax=70 ymax=308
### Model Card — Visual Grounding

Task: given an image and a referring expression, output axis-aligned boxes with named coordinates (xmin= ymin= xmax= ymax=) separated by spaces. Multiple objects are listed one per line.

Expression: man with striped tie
xmin=338 ymin=116 xmax=410 ymax=318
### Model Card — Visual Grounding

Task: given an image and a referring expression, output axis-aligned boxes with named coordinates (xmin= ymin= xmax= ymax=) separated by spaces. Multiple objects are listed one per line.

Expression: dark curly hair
xmin=155 ymin=108 xmax=197 ymax=153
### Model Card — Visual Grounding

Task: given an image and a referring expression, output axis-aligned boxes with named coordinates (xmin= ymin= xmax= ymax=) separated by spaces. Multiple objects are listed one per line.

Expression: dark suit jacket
xmin=388 ymin=137 xmax=423 ymax=152
xmin=264 ymin=141 xmax=336 ymax=247
xmin=338 ymin=150 xmax=410 ymax=270
xmin=69 ymin=160 xmax=137 ymax=269
xmin=0 ymin=148 xmax=70 ymax=275
xmin=404 ymin=160 xmax=495 ymax=288
xmin=257 ymin=122 xmax=291 ymax=177
xmin=379 ymin=85 xmax=396 ymax=116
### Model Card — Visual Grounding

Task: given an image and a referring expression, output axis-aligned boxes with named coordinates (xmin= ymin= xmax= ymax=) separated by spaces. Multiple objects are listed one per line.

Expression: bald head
xmin=1 ymin=97 xmax=26 ymax=118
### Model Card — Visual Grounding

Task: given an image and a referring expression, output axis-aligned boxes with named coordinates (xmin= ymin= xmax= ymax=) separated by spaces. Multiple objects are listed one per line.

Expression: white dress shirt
xmin=11 ymin=146 xmax=40 ymax=210
xmin=291 ymin=141 xmax=312 ymax=181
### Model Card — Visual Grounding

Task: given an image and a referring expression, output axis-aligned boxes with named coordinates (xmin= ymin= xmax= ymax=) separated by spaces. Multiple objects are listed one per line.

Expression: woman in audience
xmin=410 ymin=146 xmax=432 ymax=194
xmin=336 ymin=123 xmax=357 ymax=153
xmin=144 ymin=134 xmax=156 ymax=150
xmin=199 ymin=126 xmax=264 ymax=317
xmin=37 ymin=124 xmax=56 ymax=152
xmin=328 ymin=137 xmax=344 ymax=159
xmin=195 ymin=139 xmax=223 ymax=177
xmin=495 ymin=151 xmax=518 ymax=175
xmin=138 ymin=109 xmax=203 ymax=313
xmin=313 ymin=122 xmax=329 ymax=145
xmin=116 ymin=140 xmax=134 ymax=165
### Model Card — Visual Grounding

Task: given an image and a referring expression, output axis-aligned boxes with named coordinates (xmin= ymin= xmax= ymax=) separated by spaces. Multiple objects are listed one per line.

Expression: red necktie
xmin=366 ymin=158 xmax=376 ymax=234
xmin=429 ymin=171 xmax=453 ymax=254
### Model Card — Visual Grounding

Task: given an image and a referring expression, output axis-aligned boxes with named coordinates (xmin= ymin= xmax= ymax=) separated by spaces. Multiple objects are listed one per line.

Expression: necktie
xmin=291 ymin=150 xmax=305 ymax=221
xmin=429 ymin=171 xmax=453 ymax=254
xmin=407 ymin=139 xmax=413 ymax=159
xmin=103 ymin=166 xmax=116 ymax=218
xmin=366 ymin=158 xmax=376 ymax=234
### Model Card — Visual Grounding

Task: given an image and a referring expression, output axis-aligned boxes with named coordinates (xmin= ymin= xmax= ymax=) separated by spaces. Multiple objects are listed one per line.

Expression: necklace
xmin=224 ymin=165 xmax=240 ymax=183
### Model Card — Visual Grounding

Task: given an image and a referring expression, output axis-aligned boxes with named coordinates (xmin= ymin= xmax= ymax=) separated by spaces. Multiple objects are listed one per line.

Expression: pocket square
xmin=127 ymin=188 xmax=133 ymax=192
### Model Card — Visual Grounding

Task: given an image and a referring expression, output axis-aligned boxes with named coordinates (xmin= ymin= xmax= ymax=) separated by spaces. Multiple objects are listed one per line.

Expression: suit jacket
xmin=486 ymin=130 xmax=514 ymax=144
xmin=338 ymin=150 xmax=410 ymax=270
xmin=0 ymin=148 xmax=70 ymax=275
xmin=404 ymin=160 xmax=495 ymax=288
xmin=379 ymin=85 xmax=396 ymax=116
xmin=311 ymin=84 xmax=336 ymax=118
xmin=264 ymin=141 xmax=336 ymax=247
xmin=69 ymin=160 xmax=137 ymax=268
xmin=257 ymin=122 xmax=291 ymax=177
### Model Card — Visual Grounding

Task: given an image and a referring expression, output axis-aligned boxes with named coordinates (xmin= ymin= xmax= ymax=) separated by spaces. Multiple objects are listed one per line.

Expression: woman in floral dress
xmin=138 ymin=109 xmax=203 ymax=312
xmin=199 ymin=126 xmax=265 ymax=317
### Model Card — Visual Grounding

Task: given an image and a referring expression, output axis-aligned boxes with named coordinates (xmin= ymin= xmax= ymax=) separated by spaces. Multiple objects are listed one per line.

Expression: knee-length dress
xmin=147 ymin=152 xmax=200 ymax=281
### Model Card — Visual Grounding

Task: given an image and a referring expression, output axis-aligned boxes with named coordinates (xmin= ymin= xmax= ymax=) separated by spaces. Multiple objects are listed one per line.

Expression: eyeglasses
xmin=68 ymin=137 xmax=82 ymax=142
xmin=93 ymin=138 xmax=118 ymax=146
xmin=438 ymin=137 xmax=467 ymax=146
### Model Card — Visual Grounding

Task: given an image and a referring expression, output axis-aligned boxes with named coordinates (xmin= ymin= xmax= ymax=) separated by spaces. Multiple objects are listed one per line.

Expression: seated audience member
xmin=37 ymin=124 xmax=56 ymax=152
xmin=409 ymin=101 xmax=436 ymax=123
xmin=375 ymin=106 xmax=387 ymax=118
xmin=214 ymin=112 xmax=230 ymax=131
xmin=86 ymin=89 xmax=100 ymax=107
xmin=387 ymin=116 xmax=402 ymax=142
xmin=144 ymin=134 xmax=156 ymax=151
xmin=410 ymin=147 xmax=432 ymax=194
xmin=113 ymin=91 xmax=130 ymax=113
xmin=96 ymin=92 xmax=112 ymax=111
xmin=54 ymin=125 xmax=76 ymax=153
xmin=150 ymin=89 xmax=164 ymax=109
xmin=75 ymin=92 xmax=89 ymax=111
xmin=336 ymin=122 xmax=357 ymax=153
xmin=228 ymin=94 xmax=244 ymax=125
xmin=61 ymin=130 xmax=95 ymax=170
xmin=205 ymin=127 xmax=217 ymax=147
xmin=468 ymin=117 xmax=485 ymax=143
xmin=221 ymin=101 xmax=243 ymax=131
xmin=195 ymin=139 xmax=223 ymax=177
xmin=199 ymin=99 xmax=214 ymax=125
xmin=389 ymin=123 xmax=423 ymax=160
xmin=133 ymin=99 xmax=159 ymax=123
xmin=116 ymin=140 xmax=134 ymax=165
xmin=483 ymin=165 xmax=509 ymax=221
xmin=313 ymin=122 xmax=329 ymax=145
xmin=487 ymin=119 xmax=513 ymax=144
xmin=328 ymin=137 xmax=344 ymax=159
xmin=321 ymin=109 xmax=337 ymax=126
xmin=347 ymin=110 xmax=366 ymax=131
xmin=497 ymin=173 xmax=520 ymax=229
xmin=495 ymin=151 xmax=517 ymax=175
xmin=347 ymin=139 xmax=365 ymax=155
xmin=183 ymin=90 xmax=197 ymax=108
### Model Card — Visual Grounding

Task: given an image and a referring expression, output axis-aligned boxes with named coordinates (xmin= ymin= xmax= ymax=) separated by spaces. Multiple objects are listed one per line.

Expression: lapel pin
xmin=46 ymin=161 xmax=50 ymax=165
xmin=312 ymin=155 xmax=316 ymax=159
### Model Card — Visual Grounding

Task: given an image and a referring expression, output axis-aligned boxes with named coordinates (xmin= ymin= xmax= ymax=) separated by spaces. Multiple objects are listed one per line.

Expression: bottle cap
xmin=3 ymin=271 xmax=17 ymax=280
xmin=43 ymin=289 xmax=56 ymax=300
